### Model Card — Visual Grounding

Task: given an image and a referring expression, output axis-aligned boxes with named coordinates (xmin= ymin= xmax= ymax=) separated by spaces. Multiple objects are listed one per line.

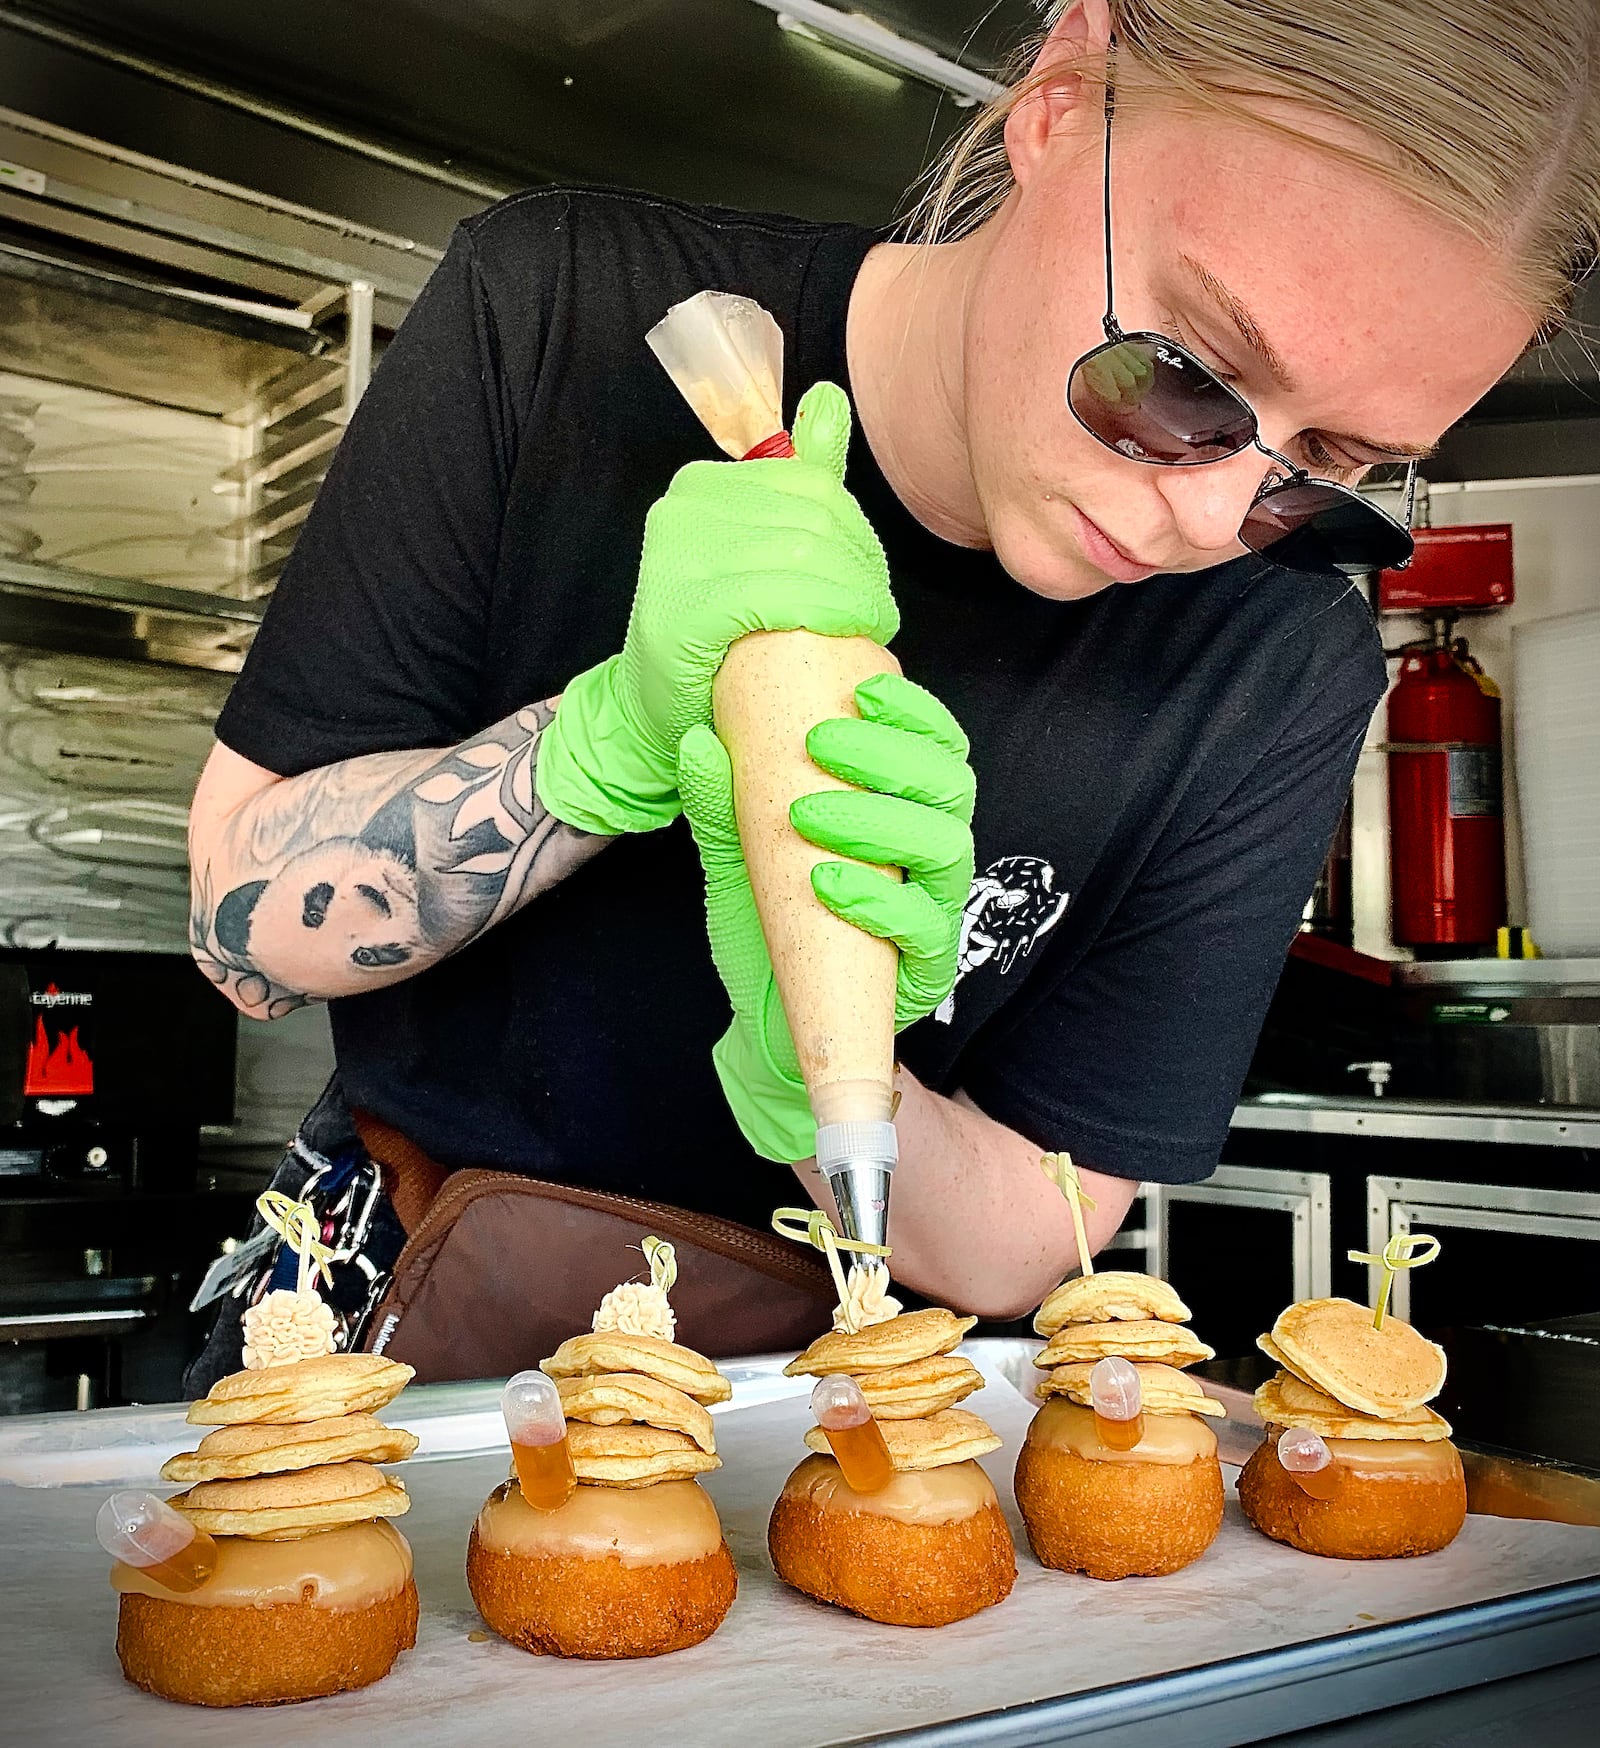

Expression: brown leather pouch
xmin=359 ymin=1162 xmax=836 ymax=1382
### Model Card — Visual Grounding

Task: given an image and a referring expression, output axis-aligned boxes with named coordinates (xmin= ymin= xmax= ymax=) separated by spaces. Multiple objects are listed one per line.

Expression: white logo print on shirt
xmin=935 ymin=856 xmax=1071 ymax=1024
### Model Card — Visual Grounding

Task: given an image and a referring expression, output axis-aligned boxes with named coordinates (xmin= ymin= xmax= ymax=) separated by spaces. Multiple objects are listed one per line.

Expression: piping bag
xmin=647 ymin=290 xmax=901 ymax=1259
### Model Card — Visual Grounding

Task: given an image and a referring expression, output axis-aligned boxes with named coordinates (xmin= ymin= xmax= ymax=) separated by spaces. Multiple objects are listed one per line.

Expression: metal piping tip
xmin=822 ymin=1159 xmax=893 ymax=1258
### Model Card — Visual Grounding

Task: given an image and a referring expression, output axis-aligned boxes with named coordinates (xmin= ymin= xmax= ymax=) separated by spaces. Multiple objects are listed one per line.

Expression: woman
xmin=188 ymin=1 xmax=1598 ymax=1326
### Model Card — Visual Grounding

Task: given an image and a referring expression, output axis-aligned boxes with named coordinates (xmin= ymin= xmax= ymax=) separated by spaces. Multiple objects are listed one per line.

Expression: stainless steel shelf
xmin=0 ymin=555 xmax=264 ymax=626
xmin=1234 ymin=1094 xmax=1600 ymax=1148
xmin=0 ymin=1308 xmax=150 ymax=1341
xmin=0 ymin=237 xmax=331 ymax=417
xmin=1399 ymin=959 xmax=1600 ymax=993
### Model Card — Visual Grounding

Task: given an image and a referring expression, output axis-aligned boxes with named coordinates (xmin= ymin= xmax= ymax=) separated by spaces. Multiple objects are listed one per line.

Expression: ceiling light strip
xmin=753 ymin=1 xmax=1006 ymax=107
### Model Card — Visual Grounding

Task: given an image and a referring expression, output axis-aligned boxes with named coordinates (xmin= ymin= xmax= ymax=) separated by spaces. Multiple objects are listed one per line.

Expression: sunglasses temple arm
xmin=1401 ymin=461 xmax=1419 ymax=530
xmin=1101 ymin=33 xmax=1119 ymax=340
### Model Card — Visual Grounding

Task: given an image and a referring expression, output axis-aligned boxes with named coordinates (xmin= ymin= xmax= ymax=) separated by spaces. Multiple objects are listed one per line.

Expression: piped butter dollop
xmin=592 ymin=1280 xmax=677 ymax=1342
xmin=833 ymin=1262 xmax=903 ymax=1334
xmin=242 ymin=1287 xmax=337 ymax=1370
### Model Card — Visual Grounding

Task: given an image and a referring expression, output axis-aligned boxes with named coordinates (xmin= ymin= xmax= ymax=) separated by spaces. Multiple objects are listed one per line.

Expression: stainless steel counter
xmin=1232 ymin=1094 xmax=1600 ymax=1149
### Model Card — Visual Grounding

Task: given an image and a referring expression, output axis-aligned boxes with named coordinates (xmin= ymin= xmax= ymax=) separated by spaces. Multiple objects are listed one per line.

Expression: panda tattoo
xmin=191 ymin=701 xmax=599 ymax=1018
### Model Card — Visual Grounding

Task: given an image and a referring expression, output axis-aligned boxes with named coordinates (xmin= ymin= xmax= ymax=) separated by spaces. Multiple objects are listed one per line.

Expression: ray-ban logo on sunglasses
xmin=1153 ymin=345 xmax=1186 ymax=369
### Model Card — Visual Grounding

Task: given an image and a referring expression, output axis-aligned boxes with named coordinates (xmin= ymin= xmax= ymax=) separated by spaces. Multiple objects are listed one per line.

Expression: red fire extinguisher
xmin=1387 ymin=618 xmax=1505 ymax=951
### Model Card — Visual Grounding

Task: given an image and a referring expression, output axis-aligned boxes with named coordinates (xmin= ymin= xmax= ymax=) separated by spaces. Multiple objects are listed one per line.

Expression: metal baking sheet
xmin=2 ymin=1339 xmax=1599 ymax=1748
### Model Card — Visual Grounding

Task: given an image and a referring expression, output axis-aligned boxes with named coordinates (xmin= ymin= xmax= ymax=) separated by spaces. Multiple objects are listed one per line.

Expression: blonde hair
xmin=906 ymin=1 xmax=1600 ymax=335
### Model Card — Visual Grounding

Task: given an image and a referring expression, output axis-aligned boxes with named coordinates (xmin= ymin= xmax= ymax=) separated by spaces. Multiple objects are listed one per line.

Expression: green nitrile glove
xmin=535 ymin=382 xmax=899 ymax=835
xmin=678 ymin=672 xmax=977 ymax=1163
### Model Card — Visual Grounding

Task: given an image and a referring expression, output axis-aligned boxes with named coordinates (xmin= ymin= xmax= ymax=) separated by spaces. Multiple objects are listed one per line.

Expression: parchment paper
xmin=4 ymin=1356 xmax=1600 ymax=1747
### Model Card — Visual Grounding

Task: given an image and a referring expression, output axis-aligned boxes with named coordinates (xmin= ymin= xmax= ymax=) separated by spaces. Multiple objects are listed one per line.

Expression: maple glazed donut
xmin=468 ymin=1476 xmax=736 ymax=1658
xmin=1015 ymin=1271 xmax=1226 ymax=1582
xmin=468 ymin=1244 xmax=738 ymax=1659
xmin=769 ymin=1452 xmax=1014 ymax=1627
xmin=1013 ymin=1396 xmax=1224 ymax=1580
xmin=113 ymin=1522 xmax=419 ymax=1708
xmin=1238 ymin=1296 xmax=1466 ymax=1559
xmin=770 ymin=1305 xmax=1015 ymax=1627
xmin=113 ymin=1346 xmax=419 ymax=1708
xmin=1237 ymin=1430 xmax=1466 ymax=1559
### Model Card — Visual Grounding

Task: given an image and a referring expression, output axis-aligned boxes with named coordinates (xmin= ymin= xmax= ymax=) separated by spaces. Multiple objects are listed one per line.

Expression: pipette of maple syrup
xmin=812 ymin=1374 xmax=895 ymax=1494
xmin=502 ymin=1370 xmax=577 ymax=1511
xmin=1277 ymin=1426 xmax=1342 ymax=1500
xmin=1089 ymin=1355 xmax=1146 ymax=1451
xmin=96 ymin=1491 xmax=217 ymax=1593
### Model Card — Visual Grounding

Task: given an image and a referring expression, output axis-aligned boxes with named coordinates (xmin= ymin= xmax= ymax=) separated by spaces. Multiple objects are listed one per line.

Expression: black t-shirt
xmin=216 ymin=188 xmax=1386 ymax=1230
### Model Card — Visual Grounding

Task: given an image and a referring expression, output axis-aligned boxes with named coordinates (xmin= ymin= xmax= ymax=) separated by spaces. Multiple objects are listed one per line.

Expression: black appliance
xmin=0 ymin=952 xmax=247 ymax=1413
xmin=0 ymin=949 xmax=236 ymax=1193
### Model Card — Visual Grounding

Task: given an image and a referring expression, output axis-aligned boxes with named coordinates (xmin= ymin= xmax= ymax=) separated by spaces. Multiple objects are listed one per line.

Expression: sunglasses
xmin=1066 ymin=38 xmax=1416 ymax=577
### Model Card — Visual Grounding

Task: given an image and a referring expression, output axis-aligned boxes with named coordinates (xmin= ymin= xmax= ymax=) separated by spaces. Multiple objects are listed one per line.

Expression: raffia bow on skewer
xmin=772 ymin=1208 xmax=897 ymax=1333
xmin=1347 ymin=1230 xmax=1441 ymax=1330
xmin=256 ymin=1190 xmax=340 ymax=1292
xmin=593 ymin=1235 xmax=682 ymax=1340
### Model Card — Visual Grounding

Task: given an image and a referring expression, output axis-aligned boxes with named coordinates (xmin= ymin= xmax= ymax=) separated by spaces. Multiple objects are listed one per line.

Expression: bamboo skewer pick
xmin=1040 ymin=1152 xmax=1097 ymax=1278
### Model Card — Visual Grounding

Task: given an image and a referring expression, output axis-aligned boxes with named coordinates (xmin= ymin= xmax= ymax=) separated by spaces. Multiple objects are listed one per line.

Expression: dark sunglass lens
xmin=1069 ymin=337 xmax=1256 ymax=464
xmin=1241 ymin=482 xmax=1415 ymax=575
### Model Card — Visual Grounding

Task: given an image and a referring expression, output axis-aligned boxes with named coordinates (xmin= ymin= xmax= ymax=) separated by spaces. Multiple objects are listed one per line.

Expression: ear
xmin=1004 ymin=0 xmax=1114 ymax=187
xmin=213 ymin=879 xmax=268 ymax=956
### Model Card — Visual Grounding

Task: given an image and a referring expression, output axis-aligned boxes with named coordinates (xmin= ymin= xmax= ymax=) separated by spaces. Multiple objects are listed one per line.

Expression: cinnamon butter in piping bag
xmin=647 ymin=291 xmax=901 ymax=1256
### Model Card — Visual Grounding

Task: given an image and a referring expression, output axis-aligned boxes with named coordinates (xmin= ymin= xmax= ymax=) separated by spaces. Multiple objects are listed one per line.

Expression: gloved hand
xmin=678 ymin=672 xmax=976 ymax=1163
xmin=535 ymin=382 xmax=899 ymax=835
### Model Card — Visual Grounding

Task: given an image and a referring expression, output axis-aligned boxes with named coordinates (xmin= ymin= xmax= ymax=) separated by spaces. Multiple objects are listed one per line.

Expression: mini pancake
xmin=784 ymin=1308 xmax=977 ymax=1378
xmin=1034 ymin=1272 xmax=1191 ymax=1336
xmin=1254 ymin=1370 xmax=1452 ymax=1441
xmin=556 ymin=1374 xmax=716 ymax=1453
xmin=1037 ymin=1361 xmax=1226 ymax=1418
xmin=1238 ymin=1431 xmax=1466 ymax=1558
xmin=854 ymin=1355 xmax=983 ymax=1420
xmin=1260 ymin=1297 xmax=1446 ymax=1419
xmin=1035 ymin=1320 xmax=1215 ymax=1371
xmin=161 ymin=1414 xmax=418 ymax=1482
xmin=169 ymin=1461 xmax=409 ymax=1539
xmin=563 ymin=1422 xmax=720 ymax=1487
xmin=1257 ymin=1330 xmax=1322 ymax=1392
xmin=541 ymin=1333 xmax=731 ymax=1405
xmin=802 ymin=1407 xmax=1001 ymax=1472
xmin=187 ymin=1354 xmax=414 ymax=1426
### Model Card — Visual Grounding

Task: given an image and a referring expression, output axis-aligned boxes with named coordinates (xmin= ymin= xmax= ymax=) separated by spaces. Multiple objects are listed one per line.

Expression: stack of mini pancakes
xmin=784 ymin=1306 xmax=993 ymax=1469
xmin=769 ymin=1307 xmax=1016 ymax=1627
xmin=1031 ymin=1269 xmax=1224 ymax=1424
xmin=167 ymin=1353 xmax=417 ymax=1535
xmin=1254 ymin=1295 xmax=1451 ymax=1434
xmin=113 ymin=1352 xmax=418 ymax=1707
xmin=539 ymin=1330 xmax=731 ymax=1484
xmin=1240 ymin=1296 xmax=1465 ymax=1559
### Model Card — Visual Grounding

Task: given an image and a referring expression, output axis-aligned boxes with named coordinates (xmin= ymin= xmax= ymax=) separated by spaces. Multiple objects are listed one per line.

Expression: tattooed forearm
xmin=189 ymin=700 xmax=609 ymax=1017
